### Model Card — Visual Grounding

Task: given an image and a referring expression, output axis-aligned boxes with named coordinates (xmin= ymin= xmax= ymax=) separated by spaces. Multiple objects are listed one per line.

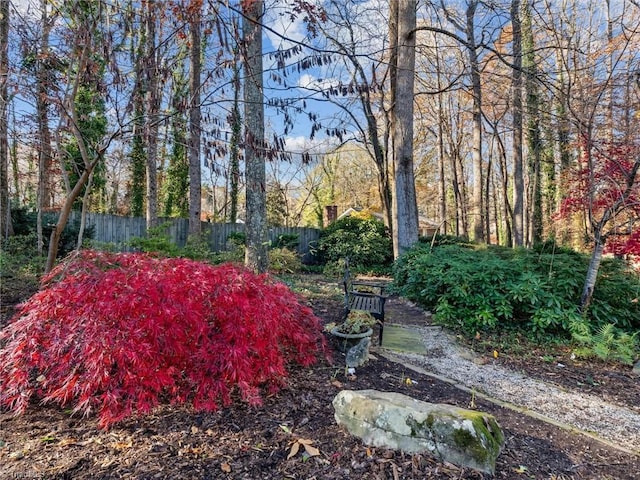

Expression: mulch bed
xmin=1 ymin=277 xmax=639 ymax=479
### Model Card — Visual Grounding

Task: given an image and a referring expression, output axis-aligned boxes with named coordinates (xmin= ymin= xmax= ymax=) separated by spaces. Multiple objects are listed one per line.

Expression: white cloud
xmin=285 ymin=135 xmax=339 ymax=155
xmin=297 ymin=73 xmax=340 ymax=91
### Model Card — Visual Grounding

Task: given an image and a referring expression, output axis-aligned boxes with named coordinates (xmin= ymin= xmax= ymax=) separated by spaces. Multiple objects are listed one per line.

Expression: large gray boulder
xmin=333 ymin=389 xmax=504 ymax=474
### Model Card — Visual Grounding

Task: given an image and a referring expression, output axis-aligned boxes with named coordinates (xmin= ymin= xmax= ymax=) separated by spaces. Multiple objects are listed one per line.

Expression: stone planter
xmin=330 ymin=326 xmax=373 ymax=352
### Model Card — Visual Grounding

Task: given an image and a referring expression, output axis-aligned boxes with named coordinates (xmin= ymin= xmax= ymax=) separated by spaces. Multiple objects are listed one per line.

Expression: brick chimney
xmin=325 ymin=205 xmax=338 ymax=226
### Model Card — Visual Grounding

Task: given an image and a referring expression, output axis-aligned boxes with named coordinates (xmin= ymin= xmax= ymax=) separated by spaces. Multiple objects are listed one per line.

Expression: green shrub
xmin=269 ymin=247 xmax=302 ymax=273
xmin=317 ymin=215 xmax=392 ymax=272
xmin=182 ymin=232 xmax=217 ymax=262
xmin=9 ymin=207 xmax=94 ymax=258
xmin=588 ymin=258 xmax=640 ymax=331
xmin=393 ymin=242 xmax=640 ymax=341
xmin=0 ymin=233 xmax=46 ymax=277
xmin=127 ymin=223 xmax=181 ymax=257
xmin=226 ymin=231 xmax=246 ymax=249
xmin=272 ymin=233 xmax=299 ymax=250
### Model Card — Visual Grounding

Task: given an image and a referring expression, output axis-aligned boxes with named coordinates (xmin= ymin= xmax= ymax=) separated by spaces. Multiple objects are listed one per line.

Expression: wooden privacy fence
xmin=70 ymin=212 xmax=321 ymax=258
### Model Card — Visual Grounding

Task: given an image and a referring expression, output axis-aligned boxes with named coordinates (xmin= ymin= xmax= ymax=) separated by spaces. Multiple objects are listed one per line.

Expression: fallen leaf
xmin=288 ymin=438 xmax=320 ymax=459
xmin=493 ymin=350 xmax=499 ymax=359
xmin=111 ymin=439 xmax=133 ymax=450
xmin=302 ymin=443 xmax=320 ymax=457
xmin=58 ymin=438 xmax=77 ymax=447
xmin=331 ymin=380 xmax=343 ymax=388
xmin=220 ymin=462 xmax=232 ymax=473
xmin=191 ymin=426 xmax=199 ymax=434
xmin=287 ymin=441 xmax=300 ymax=459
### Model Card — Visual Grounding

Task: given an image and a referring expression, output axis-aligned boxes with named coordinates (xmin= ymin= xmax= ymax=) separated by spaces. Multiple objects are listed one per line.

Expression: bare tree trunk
xmin=188 ymin=8 xmax=202 ymax=235
xmin=0 ymin=0 xmax=11 ymax=240
xmin=451 ymin=150 xmax=467 ymax=238
xmin=36 ymin=0 xmax=53 ymax=254
xmin=145 ymin=0 xmax=159 ymax=229
xmin=580 ymin=231 xmax=604 ymax=313
xmin=46 ymin=160 xmax=98 ymax=272
xmin=76 ymin=169 xmax=94 ymax=249
xmin=523 ymin=0 xmax=542 ymax=245
xmin=495 ymin=128 xmax=513 ymax=247
xmin=390 ymin=0 xmax=419 ymax=258
xmin=511 ymin=0 xmax=524 ymax=247
xmin=466 ymin=1 xmax=484 ymax=242
xmin=435 ymin=44 xmax=447 ymax=235
xmin=243 ymin=0 xmax=268 ymax=273
xmin=484 ymin=155 xmax=492 ymax=243
xmin=491 ymin=174 xmax=501 ymax=245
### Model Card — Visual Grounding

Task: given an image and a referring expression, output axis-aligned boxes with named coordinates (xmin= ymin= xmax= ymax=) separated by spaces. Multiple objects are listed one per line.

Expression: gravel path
xmin=384 ymin=324 xmax=640 ymax=454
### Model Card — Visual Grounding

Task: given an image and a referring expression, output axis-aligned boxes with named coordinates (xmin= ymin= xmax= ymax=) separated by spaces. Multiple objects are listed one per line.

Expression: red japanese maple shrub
xmin=0 ymin=250 xmax=327 ymax=428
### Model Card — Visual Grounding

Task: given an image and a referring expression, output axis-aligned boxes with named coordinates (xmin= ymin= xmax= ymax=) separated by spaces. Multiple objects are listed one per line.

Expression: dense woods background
xmin=1 ymin=0 xmax=640 ymax=274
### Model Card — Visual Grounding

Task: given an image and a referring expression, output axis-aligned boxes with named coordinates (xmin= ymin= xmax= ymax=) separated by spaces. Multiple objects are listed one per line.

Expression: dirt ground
xmin=1 ymin=273 xmax=639 ymax=479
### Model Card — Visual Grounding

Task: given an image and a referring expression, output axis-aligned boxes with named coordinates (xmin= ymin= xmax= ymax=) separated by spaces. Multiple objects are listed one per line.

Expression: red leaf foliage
xmin=558 ymin=139 xmax=640 ymax=257
xmin=559 ymin=141 xmax=640 ymax=219
xmin=0 ymin=251 xmax=327 ymax=428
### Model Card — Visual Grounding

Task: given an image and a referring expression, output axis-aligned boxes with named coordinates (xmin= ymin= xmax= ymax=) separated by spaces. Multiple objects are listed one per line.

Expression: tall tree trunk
xmin=523 ymin=0 xmax=542 ymax=245
xmin=451 ymin=149 xmax=468 ymax=238
xmin=188 ymin=8 xmax=202 ymax=234
xmin=0 ymin=0 xmax=11 ymax=240
xmin=484 ymin=155 xmax=492 ymax=243
xmin=466 ymin=1 xmax=484 ymax=242
xmin=229 ymin=49 xmax=241 ymax=223
xmin=495 ymin=128 xmax=513 ymax=247
xmin=511 ymin=0 xmax=524 ymax=247
xmin=390 ymin=0 xmax=419 ymax=258
xmin=435 ymin=43 xmax=447 ymax=235
xmin=36 ymin=0 xmax=53 ymax=254
xmin=555 ymin=47 xmax=571 ymax=215
xmin=243 ymin=0 xmax=268 ymax=273
xmin=145 ymin=0 xmax=159 ymax=229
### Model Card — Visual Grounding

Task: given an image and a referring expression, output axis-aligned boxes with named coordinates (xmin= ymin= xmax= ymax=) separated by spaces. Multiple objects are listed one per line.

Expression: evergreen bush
xmin=9 ymin=207 xmax=94 ymax=258
xmin=317 ymin=215 xmax=392 ymax=272
xmin=393 ymin=242 xmax=640 ymax=341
